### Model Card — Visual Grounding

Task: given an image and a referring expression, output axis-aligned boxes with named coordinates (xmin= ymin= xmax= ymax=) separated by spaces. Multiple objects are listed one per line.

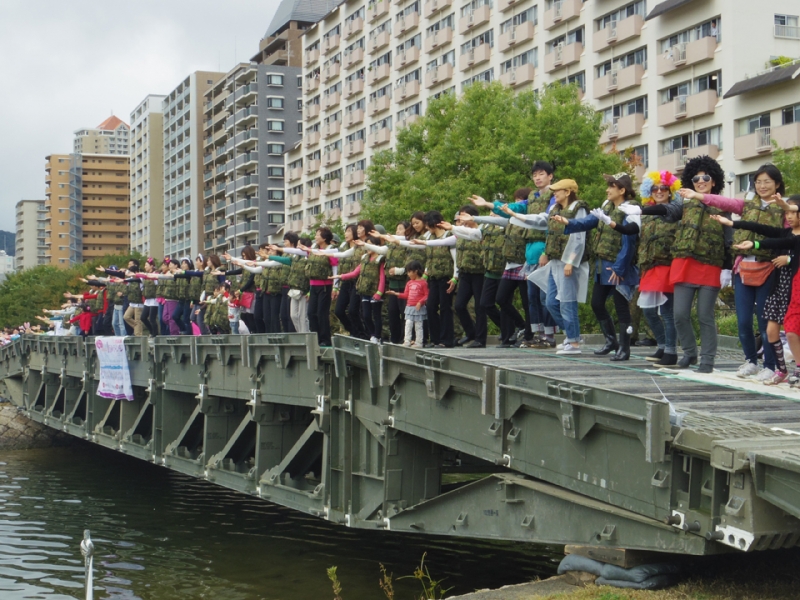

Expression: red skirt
xmin=670 ymin=257 xmax=721 ymax=288
xmin=783 ymin=271 xmax=800 ymax=335
xmin=640 ymin=265 xmax=674 ymax=293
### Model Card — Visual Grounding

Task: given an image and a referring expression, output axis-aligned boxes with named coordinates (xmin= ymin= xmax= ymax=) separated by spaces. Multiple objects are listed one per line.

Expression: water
xmin=0 ymin=442 xmax=560 ymax=599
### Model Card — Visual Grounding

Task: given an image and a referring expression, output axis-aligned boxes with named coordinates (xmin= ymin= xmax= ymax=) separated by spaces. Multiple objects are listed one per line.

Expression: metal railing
xmin=756 ymin=127 xmax=772 ymax=151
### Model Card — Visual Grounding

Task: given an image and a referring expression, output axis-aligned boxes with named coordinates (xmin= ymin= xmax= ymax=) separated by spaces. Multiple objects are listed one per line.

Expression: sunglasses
xmin=652 ymin=185 xmax=671 ymax=192
xmin=692 ymin=175 xmax=712 ymax=183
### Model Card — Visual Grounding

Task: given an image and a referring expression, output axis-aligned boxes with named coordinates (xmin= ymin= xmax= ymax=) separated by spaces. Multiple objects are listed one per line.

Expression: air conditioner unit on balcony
xmin=510 ymin=27 xmax=517 ymax=41
xmin=468 ymin=12 xmax=475 ymax=25
xmin=608 ymin=119 xmax=619 ymax=140
xmin=607 ymin=21 xmax=618 ymax=43
xmin=608 ymin=69 xmax=619 ymax=91
xmin=675 ymin=95 xmax=687 ymax=119
xmin=554 ymin=0 xmax=563 ymax=20
xmin=554 ymin=42 xmax=564 ymax=65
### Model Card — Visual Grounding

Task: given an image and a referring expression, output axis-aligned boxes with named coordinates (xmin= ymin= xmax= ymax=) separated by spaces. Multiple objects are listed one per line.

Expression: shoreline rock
xmin=0 ymin=402 xmax=72 ymax=450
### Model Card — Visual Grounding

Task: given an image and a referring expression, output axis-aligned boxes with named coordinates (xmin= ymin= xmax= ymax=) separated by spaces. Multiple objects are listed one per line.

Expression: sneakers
xmin=403 ymin=341 xmax=413 ymax=347
xmin=522 ymin=338 xmax=556 ymax=349
xmin=556 ymin=343 xmax=581 ymax=355
xmin=789 ymin=372 xmax=800 ymax=388
xmin=755 ymin=367 xmax=777 ymax=383
xmin=370 ymin=336 xmax=380 ymax=344
xmin=765 ymin=370 xmax=789 ymax=386
xmin=736 ymin=362 xmax=760 ymax=378
xmin=557 ymin=336 xmax=584 ymax=351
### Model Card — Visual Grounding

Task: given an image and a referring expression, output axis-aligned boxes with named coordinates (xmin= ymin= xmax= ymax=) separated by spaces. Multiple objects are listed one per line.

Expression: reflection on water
xmin=0 ymin=442 xmax=559 ymax=599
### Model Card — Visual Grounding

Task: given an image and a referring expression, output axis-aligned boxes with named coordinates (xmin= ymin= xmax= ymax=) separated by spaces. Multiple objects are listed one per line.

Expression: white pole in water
xmin=80 ymin=529 xmax=94 ymax=600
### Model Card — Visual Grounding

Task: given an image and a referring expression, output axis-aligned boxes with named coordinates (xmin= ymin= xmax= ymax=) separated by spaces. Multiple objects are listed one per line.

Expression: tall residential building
xmin=287 ymin=0 xmax=800 ymax=230
xmin=74 ymin=116 xmax=130 ymax=155
xmin=44 ymin=154 xmax=131 ymax=267
xmin=130 ymin=94 xmax=166 ymax=259
xmin=251 ymin=0 xmax=339 ymax=66
xmin=15 ymin=200 xmax=47 ymax=270
xmin=162 ymin=71 xmax=224 ymax=258
xmin=202 ymin=61 xmax=302 ymax=254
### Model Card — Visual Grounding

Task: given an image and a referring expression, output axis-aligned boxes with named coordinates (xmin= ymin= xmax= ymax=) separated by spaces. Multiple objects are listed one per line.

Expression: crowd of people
xmin=10 ymin=156 xmax=800 ymax=387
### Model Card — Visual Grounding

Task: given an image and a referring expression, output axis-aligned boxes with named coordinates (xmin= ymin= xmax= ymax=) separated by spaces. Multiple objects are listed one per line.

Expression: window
xmin=500 ymin=49 xmax=538 ymax=73
xmin=695 ymin=71 xmax=722 ymax=96
xmin=559 ymin=71 xmax=585 ymax=92
xmin=627 ymin=145 xmax=649 ymax=168
xmin=782 ymin=103 xmax=800 ymax=125
xmin=267 ymin=143 xmax=285 ymax=155
xmin=661 ymin=81 xmax=690 ymax=104
xmin=738 ymin=173 xmax=756 ymax=194
xmin=738 ymin=113 xmax=770 ymax=136
xmin=775 ymin=14 xmax=799 ymax=26
xmin=267 ymin=167 xmax=285 ymax=178
xmin=500 ymin=7 xmax=537 ymax=33
xmin=461 ymin=68 xmax=494 ymax=91
xmin=266 ymin=97 xmax=285 ymax=109
xmin=267 ymin=189 xmax=285 ymax=200
xmin=266 ymin=120 xmax=285 ymax=132
xmin=695 ymin=126 xmax=722 ymax=149
xmin=660 ymin=17 xmax=721 ymax=52
xmin=596 ymin=47 xmax=647 ymax=77
xmin=597 ymin=1 xmax=646 ymax=30
xmin=460 ymin=30 xmax=494 ymax=54
xmin=266 ymin=74 xmax=284 ymax=86
xmin=268 ymin=213 xmax=285 ymax=224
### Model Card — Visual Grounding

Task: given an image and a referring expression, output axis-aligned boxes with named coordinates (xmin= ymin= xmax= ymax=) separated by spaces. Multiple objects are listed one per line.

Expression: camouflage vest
xmin=306 ymin=252 xmax=333 ymax=280
xmin=126 ymin=280 xmax=143 ymax=304
xmin=482 ymin=224 xmax=506 ymax=275
xmin=266 ymin=263 xmax=290 ymax=294
xmin=89 ymin=288 xmax=103 ymax=312
xmin=142 ymin=279 xmax=157 ymax=300
xmin=385 ymin=243 xmax=408 ymax=280
xmin=238 ymin=271 xmax=255 ymax=293
xmin=425 ymin=232 xmax=454 ymax=279
xmin=287 ymin=255 xmax=310 ymax=293
xmin=456 ymin=234 xmax=485 ymax=274
xmin=356 ymin=256 xmax=382 ymax=296
xmin=202 ymin=272 xmax=219 ymax=296
xmin=732 ymin=200 xmax=783 ymax=261
xmin=337 ymin=243 xmax=358 ymax=275
xmin=407 ymin=233 xmax=427 ymax=267
xmin=108 ymin=282 xmax=125 ymax=306
xmin=546 ymin=200 xmax=590 ymax=262
xmin=638 ymin=215 xmax=678 ymax=272
xmin=520 ymin=192 xmax=551 ymax=242
xmin=159 ymin=278 xmax=177 ymax=300
xmin=175 ymin=277 xmax=189 ymax=301
xmin=590 ymin=201 xmax=626 ymax=262
xmin=188 ymin=275 xmax=202 ymax=302
xmin=254 ymin=269 xmax=268 ymax=292
xmin=672 ymin=198 xmax=725 ymax=267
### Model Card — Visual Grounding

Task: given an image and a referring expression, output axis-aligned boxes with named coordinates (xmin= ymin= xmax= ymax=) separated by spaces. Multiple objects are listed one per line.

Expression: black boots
xmin=646 ymin=348 xmax=664 ymax=362
xmin=594 ymin=318 xmax=618 ymax=355
xmin=655 ymin=353 xmax=678 ymax=367
xmin=610 ymin=323 xmax=631 ymax=362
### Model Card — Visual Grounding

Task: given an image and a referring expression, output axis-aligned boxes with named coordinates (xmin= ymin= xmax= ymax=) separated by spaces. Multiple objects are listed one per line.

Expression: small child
xmin=386 ymin=260 xmax=428 ymax=347
xmin=227 ymin=288 xmax=241 ymax=334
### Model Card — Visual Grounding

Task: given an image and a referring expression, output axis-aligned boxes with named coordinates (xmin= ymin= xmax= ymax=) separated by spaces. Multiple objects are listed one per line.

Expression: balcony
xmin=368 ymin=62 xmax=391 ymax=85
xmin=397 ymin=80 xmax=421 ymax=100
xmin=395 ymin=13 xmax=420 ymax=37
xmin=599 ymin=112 xmax=645 ymax=144
xmin=348 ymin=170 xmax=365 ymax=186
xmin=344 ymin=47 xmax=364 ymax=69
xmin=459 ymin=43 xmax=492 ymax=71
xmin=323 ymin=150 xmax=341 ymax=167
xmin=304 ymin=104 xmax=321 ymax=121
xmin=345 ymin=18 xmax=364 ymax=39
xmin=425 ymin=63 xmax=454 ymax=88
xmin=543 ymin=0 xmax=582 ymax=30
xmin=592 ymin=15 xmax=644 ymax=53
xmin=324 ymin=120 xmax=341 ymax=139
xmin=322 ymin=63 xmax=340 ymax=83
xmin=305 ymin=49 xmax=320 ymax=67
xmin=735 ymin=123 xmax=800 ymax=160
xmin=424 ymin=27 xmax=453 ymax=53
xmin=498 ymin=0 xmax=523 ymax=11
xmin=344 ymin=139 xmax=365 ymax=158
xmin=322 ymin=34 xmax=340 ymax=55
xmin=305 ymin=77 xmax=320 ymax=94
xmin=658 ymin=148 xmax=689 ymax=173
xmin=346 ymin=108 xmax=365 ymax=127
xmin=305 ymin=186 xmax=321 ymax=201
xmin=543 ymin=42 xmax=583 ymax=73
xmin=593 ymin=63 xmax=645 ymax=99
xmin=288 ymin=166 xmax=303 ymax=181
xmin=656 ymin=36 xmax=717 ymax=76
xmin=305 ymin=159 xmax=321 ymax=175
xmin=368 ymin=0 xmax=390 ymax=22
xmin=459 ymin=5 xmax=490 ymax=35
xmin=423 ymin=0 xmax=450 ymax=19
xmin=500 ymin=63 xmax=536 ymax=88
xmin=657 ymin=89 xmax=719 ymax=127
xmin=499 ymin=21 xmax=535 ymax=53
xmin=324 ymin=178 xmax=341 ymax=194
xmin=397 ymin=46 xmax=420 ymax=68
xmin=288 ymin=193 xmax=303 ymax=208
xmin=344 ymin=78 xmax=364 ymax=99
xmin=368 ymin=94 xmax=391 ymax=116
xmin=322 ymin=91 xmax=341 ymax=111
xmin=369 ymin=30 xmax=391 ymax=54
xmin=343 ymin=201 xmax=362 ymax=218
xmin=235 ymin=105 xmax=258 ymax=124
xmin=305 ymin=130 xmax=320 ymax=147
xmin=368 ymin=127 xmax=392 ymax=147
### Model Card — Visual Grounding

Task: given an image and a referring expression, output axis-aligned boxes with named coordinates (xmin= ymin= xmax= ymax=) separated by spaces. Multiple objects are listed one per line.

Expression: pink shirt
xmin=396 ymin=278 xmax=429 ymax=306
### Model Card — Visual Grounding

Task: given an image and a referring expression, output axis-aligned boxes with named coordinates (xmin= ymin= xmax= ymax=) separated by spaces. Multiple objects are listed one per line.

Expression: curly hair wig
xmin=681 ymin=155 xmax=725 ymax=195
xmin=639 ymin=171 xmax=682 ymax=204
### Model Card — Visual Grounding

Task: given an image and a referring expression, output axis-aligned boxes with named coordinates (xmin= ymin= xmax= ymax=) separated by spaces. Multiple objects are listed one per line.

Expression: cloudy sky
xmin=0 ymin=0 xmax=282 ymax=226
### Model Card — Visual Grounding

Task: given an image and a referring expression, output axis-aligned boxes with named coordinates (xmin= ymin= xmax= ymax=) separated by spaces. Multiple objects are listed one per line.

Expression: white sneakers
xmin=754 ymin=367 xmax=776 ymax=383
xmin=735 ymin=362 xmax=760 ymax=378
xmin=370 ymin=336 xmax=380 ymax=344
xmin=557 ymin=343 xmax=582 ymax=355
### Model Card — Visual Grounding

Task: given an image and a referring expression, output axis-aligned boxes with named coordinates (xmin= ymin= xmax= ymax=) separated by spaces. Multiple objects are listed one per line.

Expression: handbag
xmin=240 ymin=291 xmax=255 ymax=309
xmin=739 ymin=261 xmax=774 ymax=287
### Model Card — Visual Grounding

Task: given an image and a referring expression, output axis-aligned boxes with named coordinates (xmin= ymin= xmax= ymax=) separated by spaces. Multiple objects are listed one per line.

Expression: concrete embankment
xmin=0 ymin=402 xmax=71 ymax=450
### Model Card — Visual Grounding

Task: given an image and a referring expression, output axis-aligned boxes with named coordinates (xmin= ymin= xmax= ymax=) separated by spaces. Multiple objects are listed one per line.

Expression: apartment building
xmin=162 ymin=71 xmax=224 ymax=258
xmin=44 ymin=154 xmax=130 ymax=266
xmin=287 ymin=0 xmax=800 ymax=231
xmin=251 ymin=0 xmax=337 ymax=66
xmin=130 ymin=95 xmax=166 ymax=259
xmin=15 ymin=200 xmax=47 ymax=270
xmin=74 ymin=116 xmax=130 ymax=155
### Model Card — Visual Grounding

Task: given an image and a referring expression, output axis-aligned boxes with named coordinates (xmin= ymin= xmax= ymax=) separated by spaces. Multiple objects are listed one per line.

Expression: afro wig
xmin=639 ymin=170 xmax=682 ymax=204
xmin=681 ymin=155 xmax=725 ymax=195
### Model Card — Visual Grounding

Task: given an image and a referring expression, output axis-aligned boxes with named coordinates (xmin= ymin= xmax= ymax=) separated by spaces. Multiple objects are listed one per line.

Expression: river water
xmin=0 ymin=442 xmax=560 ymax=599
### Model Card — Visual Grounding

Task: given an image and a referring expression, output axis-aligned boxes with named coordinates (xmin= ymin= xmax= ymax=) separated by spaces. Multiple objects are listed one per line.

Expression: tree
xmin=773 ymin=145 xmax=800 ymax=195
xmin=361 ymin=82 xmax=627 ymax=227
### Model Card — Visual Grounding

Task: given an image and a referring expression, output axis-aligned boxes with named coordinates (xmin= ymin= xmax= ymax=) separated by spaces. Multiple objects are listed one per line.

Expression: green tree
xmin=773 ymin=145 xmax=800 ymax=195
xmin=361 ymin=82 xmax=627 ymax=227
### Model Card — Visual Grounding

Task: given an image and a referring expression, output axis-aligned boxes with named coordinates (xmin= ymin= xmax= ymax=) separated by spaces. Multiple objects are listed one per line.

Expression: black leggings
xmin=335 ymin=280 xmax=365 ymax=338
xmin=591 ymin=282 xmax=631 ymax=324
xmin=141 ymin=305 xmax=159 ymax=336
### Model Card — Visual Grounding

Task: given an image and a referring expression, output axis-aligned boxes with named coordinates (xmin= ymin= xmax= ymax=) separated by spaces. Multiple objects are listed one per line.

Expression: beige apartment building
xmin=15 ymin=199 xmax=47 ymax=270
xmin=74 ymin=116 xmax=130 ymax=155
xmin=44 ymin=154 xmax=131 ymax=266
xmin=286 ymin=0 xmax=800 ymax=231
xmin=130 ymin=94 xmax=166 ymax=259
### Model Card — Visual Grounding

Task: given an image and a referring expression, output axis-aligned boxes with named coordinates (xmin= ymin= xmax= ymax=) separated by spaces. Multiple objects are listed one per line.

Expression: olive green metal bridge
xmin=2 ymin=333 xmax=800 ymax=556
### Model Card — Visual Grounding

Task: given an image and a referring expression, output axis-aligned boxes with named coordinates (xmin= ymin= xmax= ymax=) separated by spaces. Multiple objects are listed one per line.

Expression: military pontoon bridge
xmin=2 ymin=333 xmax=800 ymax=557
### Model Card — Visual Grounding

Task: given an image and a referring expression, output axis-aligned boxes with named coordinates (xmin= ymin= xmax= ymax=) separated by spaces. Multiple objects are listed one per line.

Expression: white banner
xmin=95 ymin=337 xmax=134 ymax=401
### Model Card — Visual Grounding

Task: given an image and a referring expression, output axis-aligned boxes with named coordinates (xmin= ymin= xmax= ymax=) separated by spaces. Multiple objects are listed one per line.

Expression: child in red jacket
xmin=386 ymin=260 xmax=428 ymax=347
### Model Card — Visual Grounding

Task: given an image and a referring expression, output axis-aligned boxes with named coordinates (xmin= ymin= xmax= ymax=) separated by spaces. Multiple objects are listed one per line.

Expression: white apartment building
xmin=14 ymin=200 xmax=47 ymax=270
xmin=130 ymin=94 xmax=166 ymax=258
xmin=162 ymin=71 xmax=224 ymax=258
xmin=74 ymin=116 xmax=130 ymax=155
xmin=286 ymin=0 xmax=800 ymax=231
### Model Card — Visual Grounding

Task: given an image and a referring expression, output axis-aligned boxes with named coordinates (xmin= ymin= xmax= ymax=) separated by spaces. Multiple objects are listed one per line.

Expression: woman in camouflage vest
xmin=680 ymin=163 xmax=786 ymax=382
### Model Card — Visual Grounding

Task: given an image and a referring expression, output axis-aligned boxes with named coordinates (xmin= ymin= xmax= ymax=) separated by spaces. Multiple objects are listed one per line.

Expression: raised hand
xmin=590 ymin=208 xmax=612 ymax=225
xmin=438 ymin=221 xmax=453 ymax=230
xmin=678 ymin=188 xmax=701 ymax=200
xmin=551 ymin=215 xmax=569 ymax=225
xmin=469 ymin=195 xmax=491 ymax=208
xmin=710 ymin=214 xmax=734 ymax=227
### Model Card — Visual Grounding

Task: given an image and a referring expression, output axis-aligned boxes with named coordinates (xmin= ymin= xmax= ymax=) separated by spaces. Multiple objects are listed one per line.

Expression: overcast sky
xmin=0 ymin=0 xmax=281 ymax=226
